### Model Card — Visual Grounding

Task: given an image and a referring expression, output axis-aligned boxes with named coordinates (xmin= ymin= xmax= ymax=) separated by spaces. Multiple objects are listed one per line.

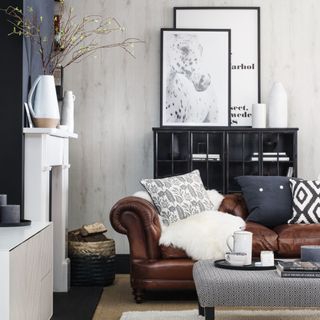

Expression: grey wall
xmin=23 ymin=0 xmax=55 ymax=98
xmin=65 ymin=0 xmax=320 ymax=254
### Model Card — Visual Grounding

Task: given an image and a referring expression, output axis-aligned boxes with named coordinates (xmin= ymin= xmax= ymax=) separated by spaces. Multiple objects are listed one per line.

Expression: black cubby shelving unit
xmin=153 ymin=127 xmax=298 ymax=194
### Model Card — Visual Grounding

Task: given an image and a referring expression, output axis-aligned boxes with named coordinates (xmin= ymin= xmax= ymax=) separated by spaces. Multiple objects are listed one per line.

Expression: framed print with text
xmin=161 ymin=28 xmax=231 ymax=127
xmin=174 ymin=7 xmax=260 ymax=126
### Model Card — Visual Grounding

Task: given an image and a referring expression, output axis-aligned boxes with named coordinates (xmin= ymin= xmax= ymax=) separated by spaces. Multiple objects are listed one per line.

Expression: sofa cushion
xmin=141 ymin=170 xmax=213 ymax=226
xmin=288 ymin=178 xmax=320 ymax=224
xmin=274 ymin=224 xmax=320 ymax=257
xmin=133 ymin=189 xmax=224 ymax=211
xmin=160 ymin=245 xmax=189 ymax=259
xmin=245 ymin=221 xmax=278 ymax=257
xmin=235 ymin=176 xmax=293 ymax=228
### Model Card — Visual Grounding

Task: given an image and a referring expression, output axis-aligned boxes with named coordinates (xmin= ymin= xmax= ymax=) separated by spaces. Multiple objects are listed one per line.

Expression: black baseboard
xmin=115 ymin=254 xmax=130 ymax=274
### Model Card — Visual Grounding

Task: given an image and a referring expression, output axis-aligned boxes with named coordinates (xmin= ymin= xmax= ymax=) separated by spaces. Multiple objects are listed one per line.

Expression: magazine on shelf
xmin=253 ymin=152 xmax=287 ymax=156
xmin=251 ymin=157 xmax=290 ymax=161
xmin=286 ymin=166 xmax=294 ymax=177
xmin=192 ymin=154 xmax=220 ymax=160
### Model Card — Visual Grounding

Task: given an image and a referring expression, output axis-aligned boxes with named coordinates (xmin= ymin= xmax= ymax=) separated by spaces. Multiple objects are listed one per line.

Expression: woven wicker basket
xmin=69 ymin=238 xmax=115 ymax=256
xmin=69 ymin=236 xmax=116 ymax=286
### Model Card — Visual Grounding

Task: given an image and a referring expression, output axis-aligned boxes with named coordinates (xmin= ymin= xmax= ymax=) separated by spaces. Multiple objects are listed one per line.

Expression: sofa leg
xmin=133 ymin=288 xmax=144 ymax=303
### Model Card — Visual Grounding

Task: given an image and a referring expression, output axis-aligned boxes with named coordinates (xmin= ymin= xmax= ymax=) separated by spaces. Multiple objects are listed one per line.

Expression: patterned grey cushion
xmin=289 ymin=178 xmax=320 ymax=224
xmin=141 ymin=170 xmax=213 ymax=226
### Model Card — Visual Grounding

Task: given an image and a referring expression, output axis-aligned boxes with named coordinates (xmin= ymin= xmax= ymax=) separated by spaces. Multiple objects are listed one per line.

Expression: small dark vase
xmin=169 ymin=135 xmax=180 ymax=160
xmin=0 ymin=194 xmax=7 ymax=206
xmin=263 ymin=137 xmax=278 ymax=151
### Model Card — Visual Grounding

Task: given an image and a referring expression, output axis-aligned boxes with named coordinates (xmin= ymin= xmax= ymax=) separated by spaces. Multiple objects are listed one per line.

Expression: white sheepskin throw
xmin=133 ymin=191 xmax=153 ymax=203
xmin=206 ymin=189 xmax=224 ymax=210
xmin=159 ymin=211 xmax=245 ymax=260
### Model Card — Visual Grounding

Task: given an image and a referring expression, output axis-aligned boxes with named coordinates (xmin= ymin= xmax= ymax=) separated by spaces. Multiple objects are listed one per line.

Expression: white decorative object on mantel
xmin=61 ymin=90 xmax=76 ymax=133
xmin=267 ymin=82 xmax=288 ymax=127
xmin=252 ymin=103 xmax=266 ymax=128
xmin=27 ymin=75 xmax=60 ymax=128
xmin=23 ymin=127 xmax=78 ymax=293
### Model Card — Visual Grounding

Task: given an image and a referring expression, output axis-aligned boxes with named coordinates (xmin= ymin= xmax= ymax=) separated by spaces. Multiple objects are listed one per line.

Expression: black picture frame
xmin=174 ymin=7 xmax=261 ymax=127
xmin=160 ymin=28 xmax=231 ymax=127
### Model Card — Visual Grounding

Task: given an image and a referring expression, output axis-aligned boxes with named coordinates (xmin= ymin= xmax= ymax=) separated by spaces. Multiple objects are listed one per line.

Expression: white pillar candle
xmin=252 ymin=103 xmax=266 ymax=128
xmin=260 ymin=251 xmax=274 ymax=266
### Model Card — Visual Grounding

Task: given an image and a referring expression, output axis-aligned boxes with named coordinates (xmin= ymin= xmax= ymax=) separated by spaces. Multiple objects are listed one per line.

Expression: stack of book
xmin=276 ymin=260 xmax=320 ymax=278
xmin=251 ymin=152 xmax=290 ymax=162
xmin=192 ymin=154 xmax=220 ymax=161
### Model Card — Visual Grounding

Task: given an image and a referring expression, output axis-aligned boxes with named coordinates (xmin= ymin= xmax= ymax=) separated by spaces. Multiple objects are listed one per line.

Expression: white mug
xmin=225 ymin=252 xmax=247 ymax=266
xmin=227 ymin=231 xmax=253 ymax=265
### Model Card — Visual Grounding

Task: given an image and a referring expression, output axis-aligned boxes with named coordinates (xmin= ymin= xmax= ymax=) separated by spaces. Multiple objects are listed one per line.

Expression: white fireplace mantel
xmin=23 ymin=128 xmax=78 ymax=292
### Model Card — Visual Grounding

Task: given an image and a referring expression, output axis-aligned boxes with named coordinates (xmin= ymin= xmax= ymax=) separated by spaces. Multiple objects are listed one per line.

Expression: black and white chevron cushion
xmin=288 ymin=178 xmax=320 ymax=224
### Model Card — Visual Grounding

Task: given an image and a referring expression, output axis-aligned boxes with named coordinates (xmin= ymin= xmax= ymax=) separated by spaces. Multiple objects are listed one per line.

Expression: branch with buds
xmin=1 ymin=3 xmax=144 ymax=74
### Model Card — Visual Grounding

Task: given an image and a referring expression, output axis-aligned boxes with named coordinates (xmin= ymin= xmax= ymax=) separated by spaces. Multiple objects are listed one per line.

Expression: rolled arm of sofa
xmin=219 ymin=194 xmax=249 ymax=220
xmin=110 ymin=196 xmax=162 ymax=260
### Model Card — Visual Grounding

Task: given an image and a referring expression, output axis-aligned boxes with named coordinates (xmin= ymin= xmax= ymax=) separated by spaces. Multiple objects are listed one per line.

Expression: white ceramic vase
xmin=61 ymin=91 xmax=75 ymax=133
xmin=267 ymin=82 xmax=288 ymax=127
xmin=27 ymin=75 xmax=60 ymax=128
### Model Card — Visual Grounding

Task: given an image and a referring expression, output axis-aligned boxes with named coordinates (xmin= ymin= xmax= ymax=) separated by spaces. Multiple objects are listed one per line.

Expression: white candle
xmin=260 ymin=251 xmax=274 ymax=266
xmin=252 ymin=103 xmax=266 ymax=128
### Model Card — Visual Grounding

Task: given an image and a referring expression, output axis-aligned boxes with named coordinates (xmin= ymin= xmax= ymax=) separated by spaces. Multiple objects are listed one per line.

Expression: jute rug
xmin=120 ymin=309 xmax=320 ymax=320
xmin=93 ymin=275 xmax=320 ymax=320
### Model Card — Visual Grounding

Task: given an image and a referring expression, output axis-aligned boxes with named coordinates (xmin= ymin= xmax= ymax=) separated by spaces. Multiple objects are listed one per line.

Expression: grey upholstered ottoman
xmin=193 ymin=260 xmax=320 ymax=320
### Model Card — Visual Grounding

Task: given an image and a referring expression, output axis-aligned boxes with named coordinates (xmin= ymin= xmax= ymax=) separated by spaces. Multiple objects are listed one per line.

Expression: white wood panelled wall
xmin=65 ymin=0 xmax=320 ymax=254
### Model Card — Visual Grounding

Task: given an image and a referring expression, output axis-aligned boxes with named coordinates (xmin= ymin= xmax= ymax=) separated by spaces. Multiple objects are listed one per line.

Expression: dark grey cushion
xmin=235 ymin=176 xmax=293 ymax=228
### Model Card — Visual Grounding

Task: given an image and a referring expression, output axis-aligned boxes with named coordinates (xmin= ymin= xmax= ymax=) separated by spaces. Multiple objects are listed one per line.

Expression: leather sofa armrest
xmin=218 ymin=194 xmax=249 ymax=220
xmin=110 ymin=196 xmax=162 ymax=260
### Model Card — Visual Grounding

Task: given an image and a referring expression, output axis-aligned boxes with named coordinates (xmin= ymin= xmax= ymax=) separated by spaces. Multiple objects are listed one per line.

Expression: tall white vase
xmin=27 ymin=75 xmax=60 ymax=128
xmin=267 ymin=82 xmax=288 ymax=127
xmin=61 ymin=91 xmax=75 ymax=133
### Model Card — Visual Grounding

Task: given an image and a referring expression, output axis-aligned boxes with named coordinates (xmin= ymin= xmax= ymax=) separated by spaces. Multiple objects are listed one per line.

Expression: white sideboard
xmin=0 ymin=222 xmax=53 ymax=320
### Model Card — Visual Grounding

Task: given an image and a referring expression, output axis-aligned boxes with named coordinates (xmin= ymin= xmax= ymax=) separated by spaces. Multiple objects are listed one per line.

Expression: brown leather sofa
xmin=110 ymin=194 xmax=320 ymax=302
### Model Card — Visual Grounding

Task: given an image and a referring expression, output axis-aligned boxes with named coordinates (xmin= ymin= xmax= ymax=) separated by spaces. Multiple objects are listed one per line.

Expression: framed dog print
xmin=161 ymin=28 xmax=231 ymax=127
xmin=174 ymin=7 xmax=260 ymax=126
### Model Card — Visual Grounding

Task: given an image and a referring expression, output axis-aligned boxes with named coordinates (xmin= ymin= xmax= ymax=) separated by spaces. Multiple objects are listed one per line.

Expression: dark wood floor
xmin=52 ymin=287 xmax=103 ymax=320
